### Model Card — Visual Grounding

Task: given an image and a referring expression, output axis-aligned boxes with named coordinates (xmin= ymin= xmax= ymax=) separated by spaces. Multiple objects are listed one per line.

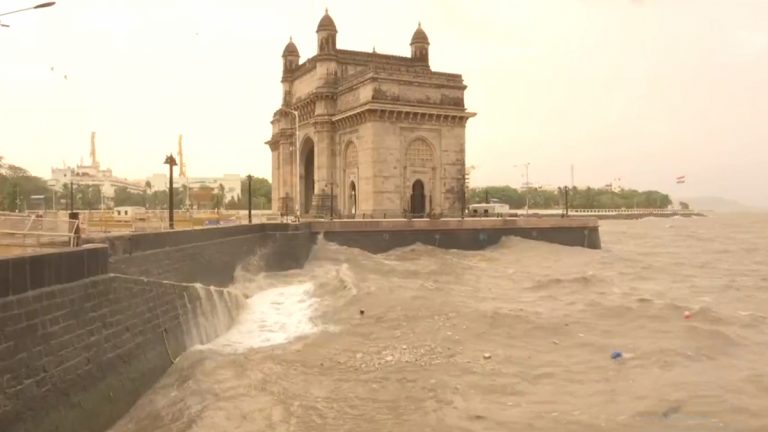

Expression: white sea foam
xmin=202 ymin=282 xmax=318 ymax=353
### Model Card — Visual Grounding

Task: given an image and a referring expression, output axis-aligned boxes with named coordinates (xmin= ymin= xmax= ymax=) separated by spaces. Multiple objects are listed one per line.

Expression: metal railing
xmin=0 ymin=214 xmax=80 ymax=248
xmin=522 ymin=208 xmax=697 ymax=216
xmin=77 ymin=209 xmax=281 ymax=233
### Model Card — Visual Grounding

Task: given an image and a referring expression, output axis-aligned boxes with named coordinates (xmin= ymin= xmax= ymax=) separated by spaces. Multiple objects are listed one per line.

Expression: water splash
xmin=202 ymin=282 xmax=318 ymax=353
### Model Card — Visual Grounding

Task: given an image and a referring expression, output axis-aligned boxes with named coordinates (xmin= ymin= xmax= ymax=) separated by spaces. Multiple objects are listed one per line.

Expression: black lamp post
xmin=164 ymin=154 xmax=177 ymax=229
xmin=325 ymin=181 xmax=338 ymax=220
xmin=246 ymin=174 xmax=253 ymax=224
xmin=69 ymin=180 xmax=74 ymax=212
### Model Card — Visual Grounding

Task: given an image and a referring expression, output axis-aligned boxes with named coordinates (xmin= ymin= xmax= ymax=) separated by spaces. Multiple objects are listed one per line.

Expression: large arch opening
xmin=300 ymin=139 xmax=315 ymax=214
xmin=405 ymin=139 xmax=435 ymax=217
xmin=411 ymin=179 xmax=426 ymax=217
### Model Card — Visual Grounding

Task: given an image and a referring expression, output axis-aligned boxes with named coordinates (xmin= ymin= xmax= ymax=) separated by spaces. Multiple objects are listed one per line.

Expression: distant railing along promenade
xmin=522 ymin=208 xmax=700 ymax=216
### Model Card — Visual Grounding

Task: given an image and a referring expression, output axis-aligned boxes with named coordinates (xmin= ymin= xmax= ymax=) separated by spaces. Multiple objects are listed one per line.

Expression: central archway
xmin=411 ymin=179 xmax=425 ymax=216
xmin=300 ymin=139 xmax=315 ymax=214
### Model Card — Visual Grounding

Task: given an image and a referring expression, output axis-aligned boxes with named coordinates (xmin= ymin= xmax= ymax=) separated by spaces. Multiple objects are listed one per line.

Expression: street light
xmin=1 ymin=2 xmax=55 ymax=28
xmin=164 ymin=154 xmax=177 ymax=230
xmin=246 ymin=174 xmax=253 ymax=224
xmin=0 ymin=2 xmax=55 ymax=17
xmin=514 ymin=162 xmax=531 ymax=214
xmin=326 ymin=181 xmax=337 ymax=220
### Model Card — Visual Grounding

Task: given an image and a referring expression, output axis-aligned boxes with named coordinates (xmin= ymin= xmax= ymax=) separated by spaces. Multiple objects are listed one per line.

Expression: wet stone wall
xmin=0 ymin=274 xmax=245 ymax=432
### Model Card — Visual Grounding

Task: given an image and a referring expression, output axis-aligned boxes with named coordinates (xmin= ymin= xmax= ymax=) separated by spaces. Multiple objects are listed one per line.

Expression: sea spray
xmin=203 ymin=282 xmax=318 ymax=353
xmin=179 ymin=285 xmax=248 ymax=349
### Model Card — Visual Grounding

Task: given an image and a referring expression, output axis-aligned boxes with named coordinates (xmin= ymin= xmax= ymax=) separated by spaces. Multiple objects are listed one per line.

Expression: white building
xmin=49 ymin=133 xmax=144 ymax=207
xmin=145 ymin=173 xmax=169 ymax=192
xmin=187 ymin=174 xmax=241 ymax=202
xmin=145 ymin=174 xmax=242 ymax=202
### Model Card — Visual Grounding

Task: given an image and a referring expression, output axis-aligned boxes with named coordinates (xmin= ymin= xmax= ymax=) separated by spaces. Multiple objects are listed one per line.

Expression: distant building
xmin=187 ymin=175 xmax=241 ymax=201
xmin=49 ymin=132 xmax=145 ymax=207
xmin=145 ymin=173 xmax=168 ymax=192
xmin=146 ymin=173 xmax=241 ymax=208
xmin=601 ymin=178 xmax=624 ymax=193
xmin=267 ymin=10 xmax=475 ymax=217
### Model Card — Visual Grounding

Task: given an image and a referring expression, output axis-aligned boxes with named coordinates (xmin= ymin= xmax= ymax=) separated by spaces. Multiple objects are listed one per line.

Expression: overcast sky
xmin=1 ymin=0 xmax=767 ymax=206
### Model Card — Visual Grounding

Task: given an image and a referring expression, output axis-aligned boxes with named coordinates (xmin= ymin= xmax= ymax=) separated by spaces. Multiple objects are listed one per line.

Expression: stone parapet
xmin=0 ymin=246 xmax=108 ymax=299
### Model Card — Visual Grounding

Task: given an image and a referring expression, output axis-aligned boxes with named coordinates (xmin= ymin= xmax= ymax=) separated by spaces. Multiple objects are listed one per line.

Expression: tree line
xmin=3 ymin=156 xmax=674 ymax=213
xmin=0 ymin=156 xmax=272 ymax=212
xmin=467 ymin=185 xmax=673 ymax=210
xmin=100 ymin=176 xmax=272 ymax=210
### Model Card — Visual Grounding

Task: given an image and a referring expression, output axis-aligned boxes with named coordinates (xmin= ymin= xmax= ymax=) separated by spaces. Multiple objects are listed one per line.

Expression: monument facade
xmin=266 ymin=10 xmax=475 ymax=218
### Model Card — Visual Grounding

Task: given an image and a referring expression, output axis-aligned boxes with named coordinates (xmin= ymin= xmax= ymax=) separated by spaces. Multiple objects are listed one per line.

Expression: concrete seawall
xmin=0 ymin=274 xmax=245 ymax=432
xmin=90 ymin=223 xmax=316 ymax=286
xmin=1 ymin=246 xmax=108 ymax=299
xmin=312 ymin=218 xmax=601 ymax=252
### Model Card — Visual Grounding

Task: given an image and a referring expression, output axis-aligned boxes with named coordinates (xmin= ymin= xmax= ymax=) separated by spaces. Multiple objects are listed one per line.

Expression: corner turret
xmin=282 ymin=37 xmax=300 ymax=73
xmin=410 ymin=22 xmax=430 ymax=65
xmin=316 ymin=9 xmax=337 ymax=54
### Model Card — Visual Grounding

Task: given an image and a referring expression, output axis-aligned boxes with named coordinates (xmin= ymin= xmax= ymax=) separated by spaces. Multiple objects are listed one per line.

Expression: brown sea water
xmin=110 ymin=213 xmax=768 ymax=432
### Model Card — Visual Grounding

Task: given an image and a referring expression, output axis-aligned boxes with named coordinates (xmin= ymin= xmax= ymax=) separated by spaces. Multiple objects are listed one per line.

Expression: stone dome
xmin=282 ymin=38 xmax=299 ymax=57
xmin=410 ymin=23 xmax=429 ymax=45
xmin=316 ymin=9 xmax=337 ymax=33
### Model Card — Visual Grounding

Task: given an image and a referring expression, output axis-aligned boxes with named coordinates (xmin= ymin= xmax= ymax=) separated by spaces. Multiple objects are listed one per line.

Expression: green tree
xmin=467 ymin=186 xmax=527 ymax=208
xmin=238 ymin=177 xmax=272 ymax=210
xmin=74 ymin=185 xmax=102 ymax=210
xmin=114 ymin=186 xmax=146 ymax=207
xmin=146 ymin=189 xmax=182 ymax=210
xmin=0 ymin=158 xmax=50 ymax=212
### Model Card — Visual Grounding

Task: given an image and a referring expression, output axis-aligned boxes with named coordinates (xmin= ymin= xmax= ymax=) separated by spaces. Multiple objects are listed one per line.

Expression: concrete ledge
xmin=84 ymin=223 xmax=307 ymax=257
xmin=322 ymin=225 xmax=601 ymax=252
xmin=110 ymin=230 xmax=316 ymax=286
xmin=0 ymin=246 xmax=108 ymax=299
xmin=309 ymin=217 xmax=599 ymax=233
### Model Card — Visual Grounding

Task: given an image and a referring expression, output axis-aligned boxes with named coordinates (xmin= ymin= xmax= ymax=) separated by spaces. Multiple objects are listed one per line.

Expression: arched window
xmin=406 ymin=139 xmax=434 ymax=167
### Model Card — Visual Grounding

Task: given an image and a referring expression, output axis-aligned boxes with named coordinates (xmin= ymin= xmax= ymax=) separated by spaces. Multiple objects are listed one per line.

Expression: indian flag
xmin=676 ymin=175 xmax=686 ymax=184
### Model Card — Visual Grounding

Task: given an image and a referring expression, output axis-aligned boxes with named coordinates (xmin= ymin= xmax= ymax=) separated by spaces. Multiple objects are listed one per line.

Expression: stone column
xmin=310 ymin=87 xmax=336 ymax=216
xmin=280 ymin=139 xmax=294 ymax=214
xmin=270 ymin=145 xmax=279 ymax=211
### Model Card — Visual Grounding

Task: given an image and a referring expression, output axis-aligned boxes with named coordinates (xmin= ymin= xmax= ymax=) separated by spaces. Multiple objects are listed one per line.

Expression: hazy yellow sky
xmin=1 ymin=0 xmax=767 ymax=206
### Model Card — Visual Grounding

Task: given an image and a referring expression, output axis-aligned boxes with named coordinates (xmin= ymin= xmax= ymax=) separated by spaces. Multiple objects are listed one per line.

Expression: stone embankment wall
xmin=0 ymin=274 xmax=245 ymax=432
xmin=90 ymin=223 xmax=315 ymax=286
xmin=322 ymin=226 xmax=601 ymax=253
xmin=1 ymin=246 xmax=108 ymax=298
xmin=311 ymin=218 xmax=602 ymax=252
